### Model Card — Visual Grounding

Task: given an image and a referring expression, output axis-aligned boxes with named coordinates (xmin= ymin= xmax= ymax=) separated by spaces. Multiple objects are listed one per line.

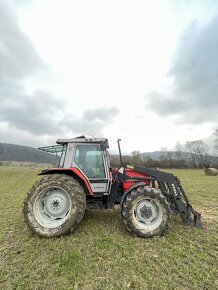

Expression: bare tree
xmin=159 ymin=151 xmax=175 ymax=168
xmin=174 ymin=141 xmax=188 ymax=167
xmin=142 ymin=155 xmax=157 ymax=168
xmin=185 ymin=140 xmax=211 ymax=168
xmin=214 ymin=128 xmax=218 ymax=154
xmin=130 ymin=150 xmax=141 ymax=165
xmin=122 ymin=155 xmax=132 ymax=165
xmin=161 ymin=146 xmax=167 ymax=152
xmin=175 ymin=141 xmax=183 ymax=161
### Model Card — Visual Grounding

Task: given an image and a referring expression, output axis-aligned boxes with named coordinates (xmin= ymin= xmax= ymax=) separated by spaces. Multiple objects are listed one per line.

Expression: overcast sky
xmin=0 ymin=0 xmax=218 ymax=153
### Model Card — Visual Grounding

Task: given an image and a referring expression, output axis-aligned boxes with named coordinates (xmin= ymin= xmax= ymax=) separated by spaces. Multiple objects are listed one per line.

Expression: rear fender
xmin=38 ymin=168 xmax=93 ymax=195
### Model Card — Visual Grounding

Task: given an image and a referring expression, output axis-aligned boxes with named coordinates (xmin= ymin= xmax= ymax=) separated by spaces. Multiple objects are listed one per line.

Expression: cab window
xmin=74 ymin=144 xmax=106 ymax=178
xmin=58 ymin=145 xmax=67 ymax=168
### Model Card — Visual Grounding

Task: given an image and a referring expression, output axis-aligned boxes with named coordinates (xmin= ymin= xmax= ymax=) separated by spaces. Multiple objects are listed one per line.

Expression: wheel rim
xmin=33 ymin=187 xmax=71 ymax=229
xmin=133 ymin=198 xmax=163 ymax=232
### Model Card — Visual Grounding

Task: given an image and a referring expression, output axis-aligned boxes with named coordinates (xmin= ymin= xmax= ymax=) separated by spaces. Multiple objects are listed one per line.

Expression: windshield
xmin=74 ymin=144 xmax=105 ymax=178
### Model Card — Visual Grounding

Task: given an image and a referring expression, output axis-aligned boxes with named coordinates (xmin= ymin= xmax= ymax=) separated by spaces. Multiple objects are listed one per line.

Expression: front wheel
xmin=121 ymin=186 xmax=170 ymax=238
xmin=23 ymin=174 xmax=86 ymax=238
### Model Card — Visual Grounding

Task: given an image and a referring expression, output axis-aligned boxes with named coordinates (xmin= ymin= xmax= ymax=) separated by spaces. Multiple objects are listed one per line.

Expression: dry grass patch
xmin=0 ymin=168 xmax=217 ymax=289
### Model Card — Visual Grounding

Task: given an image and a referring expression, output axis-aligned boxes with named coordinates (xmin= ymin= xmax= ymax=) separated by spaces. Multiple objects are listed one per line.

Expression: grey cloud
xmin=0 ymin=0 xmax=45 ymax=81
xmin=83 ymin=107 xmax=119 ymax=122
xmin=146 ymin=16 xmax=218 ymax=124
xmin=0 ymin=0 xmax=55 ymax=136
xmin=0 ymin=1 xmax=119 ymax=142
xmin=0 ymin=90 xmax=65 ymax=135
xmin=146 ymin=92 xmax=187 ymax=116
xmin=61 ymin=107 xmax=120 ymax=136
xmin=0 ymin=84 xmax=119 ymax=136
xmin=0 ymin=125 xmax=53 ymax=148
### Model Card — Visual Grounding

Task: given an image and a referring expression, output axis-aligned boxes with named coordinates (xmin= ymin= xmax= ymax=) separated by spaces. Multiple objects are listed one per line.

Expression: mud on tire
xmin=121 ymin=186 xmax=170 ymax=238
xmin=23 ymin=174 xmax=86 ymax=238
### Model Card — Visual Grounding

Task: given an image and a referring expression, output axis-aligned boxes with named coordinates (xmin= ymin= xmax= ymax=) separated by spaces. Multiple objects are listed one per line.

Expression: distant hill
xmin=0 ymin=143 xmax=58 ymax=164
xmin=140 ymin=151 xmax=181 ymax=160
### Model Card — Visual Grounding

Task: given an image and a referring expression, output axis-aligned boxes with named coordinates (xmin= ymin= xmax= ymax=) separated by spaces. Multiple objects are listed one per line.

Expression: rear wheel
xmin=121 ymin=186 xmax=170 ymax=238
xmin=23 ymin=174 xmax=86 ymax=237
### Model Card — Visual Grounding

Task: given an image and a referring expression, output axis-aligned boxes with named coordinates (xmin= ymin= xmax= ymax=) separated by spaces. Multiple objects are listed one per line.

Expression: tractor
xmin=23 ymin=136 xmax=201 ymax=238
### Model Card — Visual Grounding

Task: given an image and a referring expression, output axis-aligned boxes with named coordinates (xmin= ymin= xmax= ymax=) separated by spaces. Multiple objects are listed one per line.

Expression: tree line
xmin=110 ymin=135 xmax=218 ymax=169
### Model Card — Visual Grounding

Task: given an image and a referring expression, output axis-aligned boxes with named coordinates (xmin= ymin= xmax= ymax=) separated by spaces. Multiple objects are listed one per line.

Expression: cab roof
xmin=56 ymin=136 xmax=109 ymax=147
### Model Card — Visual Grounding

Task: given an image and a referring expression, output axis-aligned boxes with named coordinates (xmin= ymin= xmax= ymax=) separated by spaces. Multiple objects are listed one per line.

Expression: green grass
xmin=0 ymin=160 xmax=53 ymax=168
xmin=0 ymin=168 xmax=217 ymax=289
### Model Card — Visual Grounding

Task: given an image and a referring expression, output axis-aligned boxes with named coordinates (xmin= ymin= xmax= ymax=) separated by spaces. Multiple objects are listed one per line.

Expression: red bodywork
xmin=41 ymin=167 xmax=150 ymax=196
xmin=122 ymin=168 xmax=150 ymax=191
xmin=71 ymin=167 xmax=93 ymax=195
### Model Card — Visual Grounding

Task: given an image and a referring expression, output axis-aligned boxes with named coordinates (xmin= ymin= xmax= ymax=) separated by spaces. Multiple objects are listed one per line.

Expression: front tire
xmin=23 ymin=174 xmax=86 ymax=238
xmin=121 ymin=186 xmax=170 ymax=238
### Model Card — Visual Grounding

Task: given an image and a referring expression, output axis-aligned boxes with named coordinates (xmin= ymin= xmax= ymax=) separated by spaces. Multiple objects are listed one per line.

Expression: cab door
xmin=73 ymin=143 xmax=111 ymax=194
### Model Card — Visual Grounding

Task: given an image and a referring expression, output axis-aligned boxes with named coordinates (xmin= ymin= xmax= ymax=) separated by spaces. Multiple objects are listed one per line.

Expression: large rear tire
xmin=121 ymin=186 xmax=170 ymax=238
xmin=23 ymin=174 xmax=86 ymax=238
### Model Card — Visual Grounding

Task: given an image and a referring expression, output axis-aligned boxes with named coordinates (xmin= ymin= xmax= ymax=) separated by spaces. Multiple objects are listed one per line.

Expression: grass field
xmin=0 ymin=168 xmax=217 ymax=290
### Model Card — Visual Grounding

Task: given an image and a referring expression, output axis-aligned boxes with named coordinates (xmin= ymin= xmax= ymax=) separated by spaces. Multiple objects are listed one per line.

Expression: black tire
xmin=23 ymin=174 xmax=86 ymax=238
xmin=121 ymin=186 xmax=170 ymax=238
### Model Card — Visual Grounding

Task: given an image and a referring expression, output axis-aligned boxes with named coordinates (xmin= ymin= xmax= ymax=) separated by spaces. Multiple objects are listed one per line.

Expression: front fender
xmin=121 ymin=182 xmax=147 ymax=205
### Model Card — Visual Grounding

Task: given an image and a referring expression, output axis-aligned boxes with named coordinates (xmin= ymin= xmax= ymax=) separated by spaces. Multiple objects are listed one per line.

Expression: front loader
xmin=23 ymin=136 xmax=201 ymax=238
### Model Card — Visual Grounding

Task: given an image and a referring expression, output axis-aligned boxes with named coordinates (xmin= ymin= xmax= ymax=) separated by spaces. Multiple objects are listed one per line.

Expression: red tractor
xmin=23 ymin=136 xmax=201 ymax=238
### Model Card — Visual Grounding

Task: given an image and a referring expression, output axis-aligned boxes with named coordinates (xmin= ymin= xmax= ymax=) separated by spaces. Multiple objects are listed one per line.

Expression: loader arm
xmin=132 ymin=166 xmax=202 ymax=227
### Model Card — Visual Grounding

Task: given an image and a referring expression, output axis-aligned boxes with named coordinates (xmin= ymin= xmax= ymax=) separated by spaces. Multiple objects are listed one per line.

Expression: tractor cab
xmin=39 ymin=136 xmax=112 ymax=194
